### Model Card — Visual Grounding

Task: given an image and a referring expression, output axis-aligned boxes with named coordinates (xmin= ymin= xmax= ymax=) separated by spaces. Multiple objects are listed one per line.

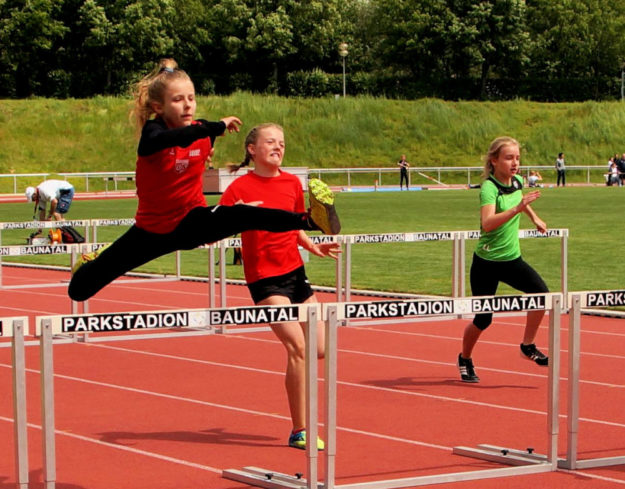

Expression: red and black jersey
xmin=135 ymin=117 xmax=225 ymax=233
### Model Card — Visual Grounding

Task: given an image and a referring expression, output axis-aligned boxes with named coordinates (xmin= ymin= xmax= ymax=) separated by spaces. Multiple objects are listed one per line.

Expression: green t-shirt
xmin=475 ymin=175 xmax=523 ymax=261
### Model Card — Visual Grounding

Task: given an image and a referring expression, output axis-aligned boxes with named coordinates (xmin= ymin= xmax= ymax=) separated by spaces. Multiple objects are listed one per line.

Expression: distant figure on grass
xmin=397 ymin=154 xmax=410 ymax=190
xmin=457 ymin=136 xmax=550 ymax=383
xmin=220 ymin=123 xmax=341 ymax=450
xmin=68 ymin=58 xmax=340 ymax=302
xmin=555 ymin=152 xmax=566 ymax=187
xmin=528 ymin=170 xmax=543 ymax=188
xmin=25 ymin=179 xmax=75 ymax=223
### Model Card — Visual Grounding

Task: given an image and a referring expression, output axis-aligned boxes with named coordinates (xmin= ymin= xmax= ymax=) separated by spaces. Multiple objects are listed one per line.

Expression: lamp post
xmin=338 ymin=42 xmax=348 ymax=97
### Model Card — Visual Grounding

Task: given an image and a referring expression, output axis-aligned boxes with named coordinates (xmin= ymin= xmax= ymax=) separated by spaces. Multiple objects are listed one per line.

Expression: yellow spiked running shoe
xmin=71 ymin=243 xmax=110 ymax=276
xmin=288 ymin=430 xmax=325 ymax=450
xmin=308 ymin=178 xmax=341 ymax=235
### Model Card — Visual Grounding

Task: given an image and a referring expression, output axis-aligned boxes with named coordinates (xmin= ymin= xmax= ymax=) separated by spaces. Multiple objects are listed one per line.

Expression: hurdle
xmin=0 ymin=316 xmax=30 ymax=489
xmin=559 ymin=290 xmax=625 ymax=470
xmin=224 ymin=293 xmax=562 ymax=489
xmin=456 ymin=228 xmax=569 ymax=302
xmin=34 ymin=302 xmax=320 ymax=489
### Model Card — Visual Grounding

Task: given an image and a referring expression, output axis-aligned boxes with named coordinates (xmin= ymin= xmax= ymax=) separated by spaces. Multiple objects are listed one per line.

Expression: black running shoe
xmin=520 ymin=343 xmax=549 ymax=366
xmin=457 ymin=353 xmax=480 ymax=383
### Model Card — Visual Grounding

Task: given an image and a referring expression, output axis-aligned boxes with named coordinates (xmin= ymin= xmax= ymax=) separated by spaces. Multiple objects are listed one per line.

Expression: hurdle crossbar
xmin=2 ymin=316 xmax=30 ymax=489
xmin=559 ymin=290 xmax=625 ymax=470
xmin=224 ymin=293 xmax=562 ymax=489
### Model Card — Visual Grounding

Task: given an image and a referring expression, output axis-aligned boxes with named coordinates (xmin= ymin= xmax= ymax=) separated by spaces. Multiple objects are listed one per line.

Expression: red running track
xmin=0 ymin=265 xmax=624 ymax=489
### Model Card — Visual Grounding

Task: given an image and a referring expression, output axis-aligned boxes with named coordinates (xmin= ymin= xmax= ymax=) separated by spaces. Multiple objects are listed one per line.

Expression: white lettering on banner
xmin=519 ymin=229 xmax=562 ymax=238
xmin=0 ymin=320 xmax=3 ymax=336
xmin=412 ymin=232 xmax=453 ymax=241
xmin=210 ymin=306 xmax=300 ymax=325
xmin=310 ymin=235 xmax=337 ymax=244
xmin=62 ymin=312 xmax=189 ymax=332
xmin=586 ymin=291 xmax=625 ymax=307
xmin=353 ymin=234 xmax=406 ymax=244
xmin=467 ymin=231 xmax=481 ymax=239
xmin=19 ymin=245 xmax=68 ymax=255
xmin=94 ymin=219 xmax=135 ymax=226
xmin=471 ymin=295 xmax=545 ymax=313
xmin=0 ymin=247 xmax=10 ymax=256
xmin=223 ymin=238 xmax=242 ymax=247
xmin=345 ymin=300 xmax=453 ymax=319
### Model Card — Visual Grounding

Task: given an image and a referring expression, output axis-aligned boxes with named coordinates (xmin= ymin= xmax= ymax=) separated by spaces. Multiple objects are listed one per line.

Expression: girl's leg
xmin=176 ymin=205 xmax=312 ymax=248
xmin=463 ymin=255 xmax=499 ymax=358
xmin=68 ymin=226 xmax=177 ymax=301
xmin=501 ymin=258 xmax=549 ymax=347
xmin=261 ymin=294 xmax=323 ymax=436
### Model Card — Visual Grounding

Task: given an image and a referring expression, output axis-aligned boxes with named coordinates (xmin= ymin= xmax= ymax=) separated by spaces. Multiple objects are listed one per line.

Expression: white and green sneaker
xmin=308 ymin=178 xmax=341 ymax=235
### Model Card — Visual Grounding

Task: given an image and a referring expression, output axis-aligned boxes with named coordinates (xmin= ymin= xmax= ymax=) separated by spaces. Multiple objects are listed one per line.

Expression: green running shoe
xmin=71 ymin=243 xmax=110 ymax=276
xmin=288 ymin=429 xmax=325 ymax=450
xmin=308 ymin=178 xmax=341 ymax=235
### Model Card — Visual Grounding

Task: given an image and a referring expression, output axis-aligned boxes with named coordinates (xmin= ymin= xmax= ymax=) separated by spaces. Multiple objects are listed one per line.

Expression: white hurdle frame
xmin=34 ymin=303 xmax=319 ymax=489
xmin=224 ymin=293 xmax=562 ymax=489
xmin=1 ymin=316 xmax=30 ymax=489
xmin=559 ymin=290 xmax=625 ymax=470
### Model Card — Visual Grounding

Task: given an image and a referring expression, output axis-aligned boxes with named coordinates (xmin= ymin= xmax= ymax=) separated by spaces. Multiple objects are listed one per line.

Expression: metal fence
xmin=0 ymin=165 xmax=614 ymax=195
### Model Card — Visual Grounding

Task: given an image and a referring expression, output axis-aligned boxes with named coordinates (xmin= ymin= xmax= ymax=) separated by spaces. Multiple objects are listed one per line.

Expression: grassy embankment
xmin=1 ymin=94 xmax=625 ymax=192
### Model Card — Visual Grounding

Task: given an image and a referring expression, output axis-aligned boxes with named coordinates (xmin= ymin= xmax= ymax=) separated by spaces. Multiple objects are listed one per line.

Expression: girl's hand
xmin=516 ymin=190 xmax=541 ymax=212
xmin=310 ymin=243 xmax=342 ymax=260
xmin=220 ymin=116 xmax=242 ymax=133
xmin=234 ymin=199 xmax=263 ymax=207
xmin=533 ymin=217 xmax=547 ymax=234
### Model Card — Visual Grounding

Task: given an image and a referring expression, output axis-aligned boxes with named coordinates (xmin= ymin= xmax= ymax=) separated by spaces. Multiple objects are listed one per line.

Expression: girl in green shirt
xmin=458 ymin=137 xmax=549 ymax=383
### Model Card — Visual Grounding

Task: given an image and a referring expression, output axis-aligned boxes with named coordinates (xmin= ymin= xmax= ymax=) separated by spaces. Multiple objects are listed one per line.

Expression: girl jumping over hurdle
xmin=220 ymin=123 xmax=341 ymax=450
xmin=68 ymin=59 xmax=340 ymax=301
xmin=457 ymin=136 xmax=549 ymax=383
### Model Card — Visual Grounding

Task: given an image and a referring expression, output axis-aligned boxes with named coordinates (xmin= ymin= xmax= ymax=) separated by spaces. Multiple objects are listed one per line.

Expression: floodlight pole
xmin=339 ymin=42 xmax=348 ymax=98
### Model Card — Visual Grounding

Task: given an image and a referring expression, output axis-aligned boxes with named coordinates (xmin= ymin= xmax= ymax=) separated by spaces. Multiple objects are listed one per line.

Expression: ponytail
xmin=130 ymin=58 xmax=191 ymax=136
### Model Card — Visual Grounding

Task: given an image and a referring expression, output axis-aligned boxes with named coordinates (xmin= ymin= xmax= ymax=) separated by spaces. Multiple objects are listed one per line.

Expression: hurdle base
xmin=453 ymin=444 xmax=551 ymax=467
xmin=222 ymin=466 xmax=318 ymax=489
xmin=558 ymin=455 xmax=625 ymax=470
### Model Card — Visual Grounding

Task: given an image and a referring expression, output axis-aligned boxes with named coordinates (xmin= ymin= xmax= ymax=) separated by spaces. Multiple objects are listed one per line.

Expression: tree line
xmin=2 ymin=0 xmax=625 ymax=101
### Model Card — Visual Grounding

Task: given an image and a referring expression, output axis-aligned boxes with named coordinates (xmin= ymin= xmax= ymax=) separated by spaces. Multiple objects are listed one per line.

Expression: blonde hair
xmin=228 ymin=123 xmax=284 ymax=173
xmin=481 ymin=136 xmax=520 ymax=179
xmin=130 ymin=58 xmax=192 ymax=135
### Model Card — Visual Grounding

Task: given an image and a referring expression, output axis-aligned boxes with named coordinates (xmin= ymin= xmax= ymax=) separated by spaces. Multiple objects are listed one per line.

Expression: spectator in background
xmin=528 ymin=170 xmax=543 ymax=188
xmin=555 ymin=152 xmax=566 ymax=187
xmin=25 ymin=179 xmax=75 ymax=222
xmin=609 ymin=159 xmax=621 ymax=186
xmin=398 ymin=154 xmax=410 ymax=190
xmin=618 ymin=153 xmax=625 ymax=186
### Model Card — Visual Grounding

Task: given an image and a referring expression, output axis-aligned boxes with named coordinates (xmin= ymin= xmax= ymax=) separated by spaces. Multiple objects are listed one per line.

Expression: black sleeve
xmin=137 ymin=118 xmax=226 ymax=156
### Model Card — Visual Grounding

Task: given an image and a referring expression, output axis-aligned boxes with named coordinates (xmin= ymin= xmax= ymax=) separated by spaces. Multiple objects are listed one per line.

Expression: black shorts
xmin=470 ymin=253 xmax=549 ymax=330
xmin=247 ymin=266 xmax=314 ymax=304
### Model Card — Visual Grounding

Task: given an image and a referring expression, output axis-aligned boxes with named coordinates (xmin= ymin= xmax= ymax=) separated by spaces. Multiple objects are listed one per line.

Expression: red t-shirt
xmin=219 ymin=170 xmax=305 ymax=283
xmin=135 ymin=119 xmax=224 ymax=233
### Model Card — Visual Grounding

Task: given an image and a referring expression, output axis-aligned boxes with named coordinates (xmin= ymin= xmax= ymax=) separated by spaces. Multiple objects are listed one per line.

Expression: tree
xmin=526 ymin=0 xmax=625 ymax=98
xmin=0 ymin=0 xmax=68 ymax=96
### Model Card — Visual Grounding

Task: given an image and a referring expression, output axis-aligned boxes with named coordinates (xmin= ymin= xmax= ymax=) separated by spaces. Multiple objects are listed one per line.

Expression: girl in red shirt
xmin=69 ymin=60 xmax=338 ymax=301
xmin=220 ymin=123 xmax=340 ymax=450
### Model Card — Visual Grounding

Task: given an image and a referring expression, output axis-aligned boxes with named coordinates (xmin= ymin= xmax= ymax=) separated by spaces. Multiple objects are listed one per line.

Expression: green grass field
xmin=1 ymin=186 xmax=622 ymax=297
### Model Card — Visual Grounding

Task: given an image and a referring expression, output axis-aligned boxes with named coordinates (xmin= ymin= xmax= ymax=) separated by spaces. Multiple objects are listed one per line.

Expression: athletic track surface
xmin=0 ymin=265 xmax=624 ymax=489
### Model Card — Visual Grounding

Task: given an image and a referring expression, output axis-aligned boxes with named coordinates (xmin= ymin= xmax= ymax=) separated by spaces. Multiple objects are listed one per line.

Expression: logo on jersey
xmin=189 ymin=149 xmax=201 ymax=157
xmin=175 ymin=159 xmax=189 ymax=173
